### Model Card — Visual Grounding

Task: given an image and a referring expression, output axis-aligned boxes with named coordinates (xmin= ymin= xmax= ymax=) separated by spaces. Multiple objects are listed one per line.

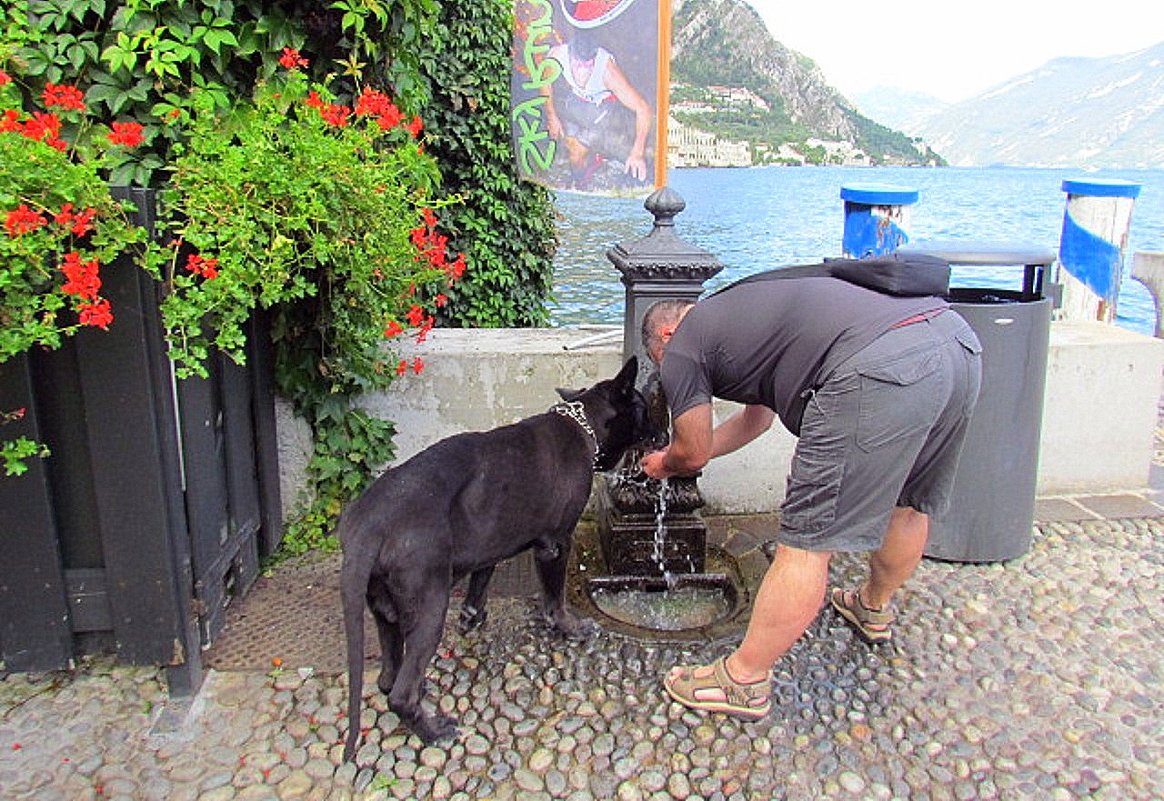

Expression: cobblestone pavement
xmin=1 ymin=510 xmax=1162 ymax=800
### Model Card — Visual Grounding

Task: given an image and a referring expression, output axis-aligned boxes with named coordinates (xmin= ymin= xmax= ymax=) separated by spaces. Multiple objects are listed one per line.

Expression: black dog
xmin=341 ymin=356 xmax=656 ymax=759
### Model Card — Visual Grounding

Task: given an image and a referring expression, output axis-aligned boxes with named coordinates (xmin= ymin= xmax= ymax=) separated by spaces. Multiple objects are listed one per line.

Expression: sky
xmin=745 ymin=0 xmax=1164 ymax=103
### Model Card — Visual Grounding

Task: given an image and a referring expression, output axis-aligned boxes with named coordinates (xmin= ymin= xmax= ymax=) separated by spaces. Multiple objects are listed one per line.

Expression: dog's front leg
xmin=458 ymin=566 xmax=494 ymax=633
xmin=535 ymin=538 xmax=598 ymax=639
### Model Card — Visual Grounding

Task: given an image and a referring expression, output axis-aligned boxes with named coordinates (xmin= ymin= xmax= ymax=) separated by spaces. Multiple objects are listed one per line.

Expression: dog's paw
xmin=415 ymin=714 xmax=459 ymax=745
xmin=550 ymin=608 xmax=600 ymax=640
xmin=458 ymin=604 xmax=487 ymax=633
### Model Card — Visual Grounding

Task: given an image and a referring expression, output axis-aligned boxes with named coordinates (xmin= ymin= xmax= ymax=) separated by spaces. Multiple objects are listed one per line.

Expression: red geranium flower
xmin=0 ymin=70 xmax=11 ymax=86
xmin=320 ymin=103 xmax=351 ymax=128
xmin=78 ymin=298 xmax=113 ymax=329
xmin=415 ymin=316 xmax=434 ymax=343
xmin=446 ymin=254 xmax=467 ymax=282
xmin=108 ymin=121 xmax=144 ymax=148
xmin=4 ymin=205 xmax=47 ymax=237
xmin=354 ymin=88 xmax=393 ymax=118
xmin=375 ymin=105 xmax=402 ymax=131
xmin=61 ymin=252 xmax=102 ymax=301
xmin=43 ymin=83 xmax=86 ymax=112
xmin=279 ymin=48 xmax=309 ymax=70
xmin=55 ymin=205 xmax=97 ymax=237
xmin=405 ymin=304 xmax=425 ymax=327
xmin=185 ymin=253 xmax=219 ymax=280
xmin=21 ymin=112 xmax=63 ymax=146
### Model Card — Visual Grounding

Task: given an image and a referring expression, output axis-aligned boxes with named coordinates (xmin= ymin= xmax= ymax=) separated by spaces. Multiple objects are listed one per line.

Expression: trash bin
xmin=896 ymin=241 xmax=1057 ymax=562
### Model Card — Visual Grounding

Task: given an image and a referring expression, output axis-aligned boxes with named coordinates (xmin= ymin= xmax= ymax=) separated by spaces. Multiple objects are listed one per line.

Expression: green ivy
xmin=418 ymin=0 xmax=557 ymax=328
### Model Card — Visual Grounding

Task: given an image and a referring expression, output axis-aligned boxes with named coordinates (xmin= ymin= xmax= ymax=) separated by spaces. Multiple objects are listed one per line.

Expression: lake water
xmin=548 ymin=166 xmax=1164 ymax=336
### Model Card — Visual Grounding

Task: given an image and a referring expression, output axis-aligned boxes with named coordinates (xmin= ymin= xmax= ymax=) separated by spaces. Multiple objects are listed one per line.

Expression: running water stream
xmin=652 ymin=476 xmax=669 ymax=579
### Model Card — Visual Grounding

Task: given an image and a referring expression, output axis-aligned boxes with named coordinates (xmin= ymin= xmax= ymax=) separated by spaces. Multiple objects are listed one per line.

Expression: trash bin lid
xmin=840 ymin=183 xmax=919 ymax=206
xmin=897 ymin=240 xmax=1056 ymax=267
xmin=1061 ymin=177 xmax=1142 ymax=198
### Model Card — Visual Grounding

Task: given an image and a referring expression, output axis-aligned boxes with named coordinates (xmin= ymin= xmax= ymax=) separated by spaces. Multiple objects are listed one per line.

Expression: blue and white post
xmin=1057 ymin=178 xmax=1142 ymax=323
xmin=840 ymin=183 xmax=919 ymax=258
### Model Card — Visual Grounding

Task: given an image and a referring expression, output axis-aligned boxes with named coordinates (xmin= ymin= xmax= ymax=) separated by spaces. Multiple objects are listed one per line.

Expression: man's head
xmin=641 ymin=299 xmax=694 ymax=365
xmin=568 ymin=30 xmax=600 ymax=63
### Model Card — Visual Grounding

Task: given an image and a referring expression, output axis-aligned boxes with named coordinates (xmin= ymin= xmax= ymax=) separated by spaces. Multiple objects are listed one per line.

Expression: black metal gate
xmin=0 ymin=188 xmax=281 ymax=693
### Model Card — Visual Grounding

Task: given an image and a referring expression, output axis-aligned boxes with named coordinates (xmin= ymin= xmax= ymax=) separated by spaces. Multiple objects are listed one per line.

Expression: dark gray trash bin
xmin=896 ymin=241 xmax=1057 ymax=562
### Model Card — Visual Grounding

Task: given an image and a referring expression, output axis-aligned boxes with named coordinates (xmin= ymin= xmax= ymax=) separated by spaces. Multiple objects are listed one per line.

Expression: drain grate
xmin=204 ymin=552 xmax=540 ymax=672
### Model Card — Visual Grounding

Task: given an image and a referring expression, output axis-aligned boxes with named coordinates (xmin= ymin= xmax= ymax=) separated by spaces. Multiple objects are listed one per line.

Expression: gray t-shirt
xmin=659 ymin=276 xmax=947 ymax=434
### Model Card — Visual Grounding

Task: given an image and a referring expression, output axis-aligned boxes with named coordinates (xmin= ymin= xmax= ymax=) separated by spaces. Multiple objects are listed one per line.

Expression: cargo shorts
xmin=777 ymin=309 xmax=982 ymax=552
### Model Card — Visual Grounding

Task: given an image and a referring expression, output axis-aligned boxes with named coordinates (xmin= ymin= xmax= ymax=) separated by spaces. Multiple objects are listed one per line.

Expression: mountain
xmin=852 ymin=86 xmax=949 ymax=137
xmin=670 ymin=0 xmax=941 ymax=166
xmin=916 ymin=41 xmax=1164 ymax=168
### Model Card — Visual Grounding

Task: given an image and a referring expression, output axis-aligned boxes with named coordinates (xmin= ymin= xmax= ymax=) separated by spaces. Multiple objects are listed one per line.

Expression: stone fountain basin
xmin=587 ymin=572 xmax=738 ymax=632
xmin=568 ymin=522 xmax=767 ymax=644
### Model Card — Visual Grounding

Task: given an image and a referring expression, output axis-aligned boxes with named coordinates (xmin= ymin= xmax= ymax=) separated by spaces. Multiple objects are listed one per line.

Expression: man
xmin=639 ymin=272 xmax=982 ymax=719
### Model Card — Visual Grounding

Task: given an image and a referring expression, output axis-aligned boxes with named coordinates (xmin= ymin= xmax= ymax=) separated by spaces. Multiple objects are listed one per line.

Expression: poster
xmin=511 ymin=0 xmax=662 ymax=196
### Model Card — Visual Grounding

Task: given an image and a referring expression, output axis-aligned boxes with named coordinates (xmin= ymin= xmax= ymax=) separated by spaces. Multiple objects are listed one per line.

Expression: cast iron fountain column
xmin=597 ymin=186 xmax=723 ymax=576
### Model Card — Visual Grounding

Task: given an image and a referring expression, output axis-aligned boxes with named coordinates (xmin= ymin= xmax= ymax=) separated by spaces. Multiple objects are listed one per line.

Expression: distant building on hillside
xmin=705 ymin=85 xmax=770 ymax=111
xmin=668 ymin=117 xmax=751 ymax=167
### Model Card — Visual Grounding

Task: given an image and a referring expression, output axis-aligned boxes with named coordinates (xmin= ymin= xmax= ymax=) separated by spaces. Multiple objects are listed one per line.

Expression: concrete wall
xmin=276 ymin=322 xmax=1164 ymax=518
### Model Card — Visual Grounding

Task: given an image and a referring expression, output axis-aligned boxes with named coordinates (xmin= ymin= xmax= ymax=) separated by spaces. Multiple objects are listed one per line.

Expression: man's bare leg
xmin=727 ymin=544 xmax=830 ymax=682
xmin=671 ymin=544 xmax=830 ymax=694
xmin=669 ymin=508 xmax=928 ymax=698
xmin=861 ymin=506 xmax=928 ymax=609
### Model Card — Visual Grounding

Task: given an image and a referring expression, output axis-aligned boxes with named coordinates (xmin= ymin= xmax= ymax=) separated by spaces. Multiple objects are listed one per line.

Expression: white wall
xmin=275 ymin=322 xmax=1164 ymax=518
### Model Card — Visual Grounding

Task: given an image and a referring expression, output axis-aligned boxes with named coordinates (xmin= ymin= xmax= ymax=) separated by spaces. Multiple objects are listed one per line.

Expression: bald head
xmin=641 ymin=299 xmax=694 ymax=364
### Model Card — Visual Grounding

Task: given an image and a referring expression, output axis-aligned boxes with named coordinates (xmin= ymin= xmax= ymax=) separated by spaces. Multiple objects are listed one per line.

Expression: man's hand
xmin=623 ymin=151 xmax=647 ymax=181
xmin=640 ymin=448 xmax=670 ymax=479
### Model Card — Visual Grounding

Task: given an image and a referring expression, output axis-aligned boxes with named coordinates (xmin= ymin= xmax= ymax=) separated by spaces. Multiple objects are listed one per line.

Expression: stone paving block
xmin=1034 ymin=497 xmax=1097 ymax=523
xmin=1073 ymin=493 xmax=1164 ymax=520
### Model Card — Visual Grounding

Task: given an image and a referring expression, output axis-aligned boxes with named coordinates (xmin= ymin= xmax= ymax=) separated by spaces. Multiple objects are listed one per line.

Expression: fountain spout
xmin=594 ymin=188 xmax=722 ymax=577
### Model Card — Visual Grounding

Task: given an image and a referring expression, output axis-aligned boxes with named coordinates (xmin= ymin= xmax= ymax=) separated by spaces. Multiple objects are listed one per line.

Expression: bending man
xmin=639 ymin=271 xmax=982 ymax=719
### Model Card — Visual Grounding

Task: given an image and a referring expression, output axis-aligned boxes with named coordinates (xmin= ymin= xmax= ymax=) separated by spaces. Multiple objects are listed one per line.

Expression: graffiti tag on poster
xmin=513 ymin=0 xmax=560 ymax=177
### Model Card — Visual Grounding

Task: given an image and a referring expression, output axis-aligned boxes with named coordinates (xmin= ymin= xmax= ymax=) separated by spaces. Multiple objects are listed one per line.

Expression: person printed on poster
xmin=540 ymin=29 xmax=653 ymax=190
xmin=512 ymin=0 xmax=657 ymax=195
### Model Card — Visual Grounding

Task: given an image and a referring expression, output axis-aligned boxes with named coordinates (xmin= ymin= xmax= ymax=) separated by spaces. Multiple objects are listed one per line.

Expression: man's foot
xmin=830 ymin=587 xmax=894 ymax=643
xmin=663 ymin=656 xmax=771 ymax=720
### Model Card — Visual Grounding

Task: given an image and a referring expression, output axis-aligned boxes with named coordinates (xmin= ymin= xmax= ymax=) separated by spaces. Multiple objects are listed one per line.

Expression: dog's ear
xmin=557 ymin=387 xmax=583 ymax=402
xmin=613 ymin=355 xmax=638 ymax=388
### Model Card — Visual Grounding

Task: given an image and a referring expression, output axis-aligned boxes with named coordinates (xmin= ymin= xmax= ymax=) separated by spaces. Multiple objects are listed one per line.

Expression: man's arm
xmin=641 ymin=403 xmax=774 ymax=479
xmin=602 ymin=58 xmax=651 ymax=181
xmin=710 ymin=404 xmax=775 ymax=458
xmin=641 ymin=403 xmax=712 ymax=478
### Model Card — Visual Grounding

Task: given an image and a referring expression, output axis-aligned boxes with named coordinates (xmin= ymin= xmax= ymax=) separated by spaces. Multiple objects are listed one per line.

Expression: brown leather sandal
xmin=830 ymin=587 xmax=895 ymax=643
xmin=663 ymin=656 xmax=772 ymax=720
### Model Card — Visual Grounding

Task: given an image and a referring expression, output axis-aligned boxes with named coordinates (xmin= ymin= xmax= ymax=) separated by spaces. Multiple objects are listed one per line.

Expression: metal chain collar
xmin=550 ymin=400 xmax=600 ymax=468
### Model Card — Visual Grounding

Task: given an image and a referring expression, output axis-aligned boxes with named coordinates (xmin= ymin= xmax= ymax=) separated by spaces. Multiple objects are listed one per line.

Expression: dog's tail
xmin=341 ymin=520 xmax=376 ymax=764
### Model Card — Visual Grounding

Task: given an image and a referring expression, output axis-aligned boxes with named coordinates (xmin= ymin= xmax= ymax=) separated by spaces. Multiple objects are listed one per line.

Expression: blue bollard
xmin=1058 ymin=177 xmax=1142 ymax=323
xmin=840 ymin=183 xmax=919 ymax=258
